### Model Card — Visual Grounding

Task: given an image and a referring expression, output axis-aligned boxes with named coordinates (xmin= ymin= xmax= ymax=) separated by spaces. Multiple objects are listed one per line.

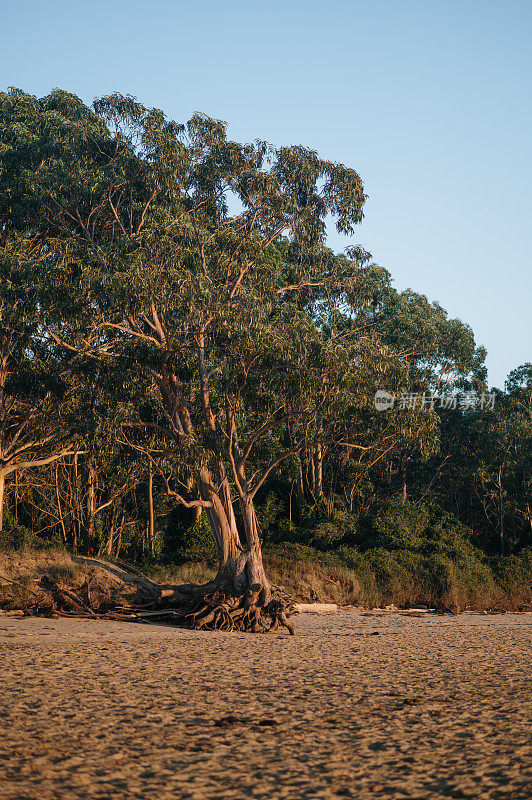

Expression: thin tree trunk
xmin=55 ymin=464 xmax=67 ymax=545
xmin=289 ymin=482 xmax=293 ymax=523
xmin=0 ymin=473 xmax=5 ymax=532
xmin=148 ymin=465 xmax=155 ymax=555
xmin=105 ymin=508 xmax=115 ymax=557
xmin=14 ymin=470 xmax=18 ymax=524
xmin=296 ymin=457 xmax=305 ymax=513
xmin=115 ymin=512 xmax=124 ymax=559
xmin=310 ymin=451 xmax=316 ymax=497
xmin=498 ymin=465 xmax=504 ymax=556
xmin=315 ymin=443 xmax=323 ymax=498
xmin=71 ymin=453 xmax=80 ymax=554
xmin=86 ymin=459 xmax=97 ymax=554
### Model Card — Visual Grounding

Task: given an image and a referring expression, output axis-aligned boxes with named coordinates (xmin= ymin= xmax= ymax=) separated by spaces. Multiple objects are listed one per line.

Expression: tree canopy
xmin=0 ymin=87 xmax=529 ymax=627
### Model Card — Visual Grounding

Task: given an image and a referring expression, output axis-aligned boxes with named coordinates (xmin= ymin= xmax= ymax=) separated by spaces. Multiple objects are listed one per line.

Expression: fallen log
xmin=294 ymin=603 xmax=338 ymax=614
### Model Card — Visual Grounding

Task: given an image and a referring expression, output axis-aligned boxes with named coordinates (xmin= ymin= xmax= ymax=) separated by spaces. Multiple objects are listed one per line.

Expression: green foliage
xmin=493 ymin=549 xmax=532 ymax=607
xmin=0 ymin=85 xmax=529 ymax=612
xmin=164 ymin=509 xmax=216 ymax=564
xmin=0 ymin=509 xmax=60 ymax=551
xmin=355 ymin=499 xmax=476 ymax=558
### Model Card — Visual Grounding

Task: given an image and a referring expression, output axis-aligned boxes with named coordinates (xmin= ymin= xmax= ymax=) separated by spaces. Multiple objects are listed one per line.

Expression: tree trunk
xmin=296 ymin=456 xmax=305 ymax=515
xmin=14 ymin=470 xmax=18 ymax=524
xmin=197 ymin=467 xmax=271 ymax=603
xmin=148 ymin=465 xmax=155 ymax=555
xmin=0 ymin=473 xmax=5 ymax=532
xmin=239 ymin=495 xmax=270 ymax=603
xmin=105 ymin=510 xmax=115 ymax=558
xmin=498 ymin=465 xmax=504 ymax=556
xmin=115 ymin=512 xmax=124 ymax=559
xmin=186 ymin=476 xmax=202 ymax=524
xmin=55 ymin=465 xmax=67 ymax=545
xmin=152 ymin=364 xmax=290 ymax=631
xmin=86 ymin=460 xmax=97 ymax=554
xmin=71 ymin=453 xmax=80 ymax=554
xmin=158 ymin=357 xmax=271 ymax=600
xmin=401 ymin=464 xmax=408 ymax=501
xmin=315 ymin=443 xmax=323 ymax=498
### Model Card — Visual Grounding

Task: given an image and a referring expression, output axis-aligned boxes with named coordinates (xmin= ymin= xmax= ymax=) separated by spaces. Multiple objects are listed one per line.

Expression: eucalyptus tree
xmin=503 ymin=365 xmax=532 ymax=541
xmin=308 ymin=283 xmax=487 ymax=513
xmin=380 ymin=289 xmax=485 ymax=393
xmin=373 ymin=288 xmax=487 ymax=499
xmin=1 ymin=87 xmax=428 ymax=627
xmin=474 ymin=366 xmax=532 ymax=552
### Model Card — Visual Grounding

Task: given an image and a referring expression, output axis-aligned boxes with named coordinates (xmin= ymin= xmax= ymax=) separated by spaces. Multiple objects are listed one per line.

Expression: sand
xmin=0 ymin=610 xmax=530 ymax=799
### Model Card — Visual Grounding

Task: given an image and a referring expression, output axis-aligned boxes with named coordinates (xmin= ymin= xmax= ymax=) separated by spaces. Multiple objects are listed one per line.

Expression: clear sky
xmin=1 ymin=0 xmax=530 ymax=388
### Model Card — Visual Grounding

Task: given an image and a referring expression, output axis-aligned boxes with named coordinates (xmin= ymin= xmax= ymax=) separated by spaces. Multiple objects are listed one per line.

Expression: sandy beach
xmin=0 ymin=611 xmax=530 ymax=799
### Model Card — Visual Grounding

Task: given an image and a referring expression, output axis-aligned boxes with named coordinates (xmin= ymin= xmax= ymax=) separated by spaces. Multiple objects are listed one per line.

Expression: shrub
xmin=163 ymin=509 xmax=216 ymax=564
xmin=0 ymin=511 xmax=60 ymax=551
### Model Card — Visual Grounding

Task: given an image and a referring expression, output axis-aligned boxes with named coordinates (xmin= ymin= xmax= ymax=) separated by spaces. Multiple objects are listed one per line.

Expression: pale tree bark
xmin=401 ymin=464 xmax=408 ymax=501
xmin=55 ymin=464 xmax=67 ymax=545
xmin=296 ymin=455 xmax=306 ymax=515
xmin=148 ymin=465 xmax=155 ymax=555
xmin=0 ymin=473 xmax=5 ymax=533
xmin=498 ymin=465 xmax=505 ymax=557
xmin=315 ymin=443 xmax=323 ymax=498
xmin=186 ymin=476 xmax=202 ymax=524
xmin=86 ymin=459 xmax=97 ymax=553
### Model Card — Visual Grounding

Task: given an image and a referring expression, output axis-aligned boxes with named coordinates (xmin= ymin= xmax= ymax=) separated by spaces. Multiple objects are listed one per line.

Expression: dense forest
xmin=1 ymin=88 xmax=530 ymax=612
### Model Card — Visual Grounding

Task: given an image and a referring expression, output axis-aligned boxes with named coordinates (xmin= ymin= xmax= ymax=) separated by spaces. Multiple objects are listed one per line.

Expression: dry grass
xmin=144 ymin=551 xmax=361 ymax=605
xmin=0 ymin=549 xmax=84 ymax=584
xmin=2 ymin=547 xmax=530 ymax=613
xmin=263 ymin=552 xmax=360 ymax=604
xmin=144 ymin=553 xmax=361 ymax=604
xmin=0 ymin=549 xmax=356 ymax=613
xmin=147 ymin=561 xmax=217 ymax=586
xmin=0 ymin=550 xmax=130 ymax=613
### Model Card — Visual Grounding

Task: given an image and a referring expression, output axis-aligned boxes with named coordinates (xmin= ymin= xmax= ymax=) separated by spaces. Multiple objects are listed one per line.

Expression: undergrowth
xmin=1 ymin=501 xmax=531 ymax=612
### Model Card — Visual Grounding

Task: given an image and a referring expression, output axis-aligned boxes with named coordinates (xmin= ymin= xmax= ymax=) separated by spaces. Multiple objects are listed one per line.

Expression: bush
xmin=0 ymin=511 xmax=60 ymax=551
xmin=353 ymin=499 xmax=476 ymax=558
xmin=493 ymin=548 xmax=532 ymax=608
xmin=360 ymin=502 xmax=429 ymax=551
xmin=163 ymin=508 xmax=216 ymax=564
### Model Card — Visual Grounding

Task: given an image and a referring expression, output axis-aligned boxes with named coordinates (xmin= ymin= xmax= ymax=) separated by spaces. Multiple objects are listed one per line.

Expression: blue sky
xmin=1 ymin=0 xmax=530 ymax=388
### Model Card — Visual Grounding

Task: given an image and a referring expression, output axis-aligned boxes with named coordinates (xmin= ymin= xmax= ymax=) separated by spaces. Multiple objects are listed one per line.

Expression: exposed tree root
xmin=176 ymin=588 xmax=296 ymax=634
xmin=11 ymin=557 xmax=296 ymax=634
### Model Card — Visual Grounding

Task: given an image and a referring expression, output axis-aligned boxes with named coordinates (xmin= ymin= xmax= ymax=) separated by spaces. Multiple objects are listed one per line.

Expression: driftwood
xmin=21 ymin=557 xmax=296 ymax=635
xmin=293 ymin=603 xmax=338 ymax=613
